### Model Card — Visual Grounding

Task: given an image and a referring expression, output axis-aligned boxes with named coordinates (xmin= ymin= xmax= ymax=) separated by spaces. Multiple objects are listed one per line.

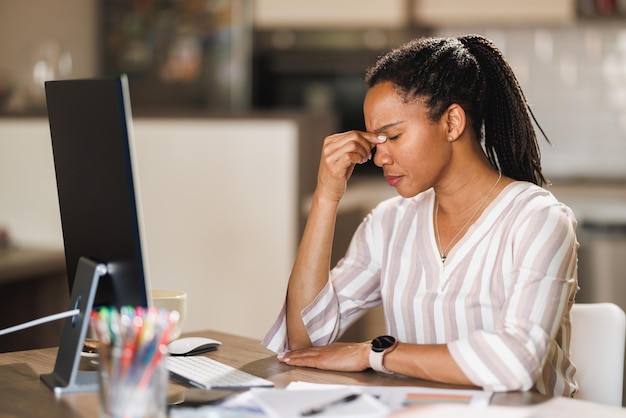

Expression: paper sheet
xmin=285 ymin=381 xmax=493 ymax=410
xmin=251 ymin=387 xmax=389 ymax=418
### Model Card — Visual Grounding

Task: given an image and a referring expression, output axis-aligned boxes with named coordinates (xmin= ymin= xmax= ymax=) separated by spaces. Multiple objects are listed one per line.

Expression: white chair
xmin=570 ymin=302 xmax=626 ymax=406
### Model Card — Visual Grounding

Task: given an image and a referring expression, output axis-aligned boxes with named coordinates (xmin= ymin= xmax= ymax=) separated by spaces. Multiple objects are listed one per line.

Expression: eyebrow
xmin=373 ymin=121 xmax=405 ymax=133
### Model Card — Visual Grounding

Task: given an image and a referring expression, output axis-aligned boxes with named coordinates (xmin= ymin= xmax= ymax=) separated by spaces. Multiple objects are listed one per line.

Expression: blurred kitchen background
xmin=0 ymin=0 xmax=625 ymax=390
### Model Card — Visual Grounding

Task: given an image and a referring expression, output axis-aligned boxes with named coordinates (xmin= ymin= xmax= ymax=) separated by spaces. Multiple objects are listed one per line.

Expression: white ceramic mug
xmin=150 ymin=289 xmax=187 ymax=341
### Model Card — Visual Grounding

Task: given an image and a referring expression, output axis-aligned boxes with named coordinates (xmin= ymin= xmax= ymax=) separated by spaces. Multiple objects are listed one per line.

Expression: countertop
xmin=319 ymin=176 xmax=626 ymax=227
xmin=0 ymin=246 xmax=66 ymax=285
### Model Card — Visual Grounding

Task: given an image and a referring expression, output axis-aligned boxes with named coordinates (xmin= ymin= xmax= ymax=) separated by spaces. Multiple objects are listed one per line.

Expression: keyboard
xmin=167 ymin=355 xmax=274 ymax=390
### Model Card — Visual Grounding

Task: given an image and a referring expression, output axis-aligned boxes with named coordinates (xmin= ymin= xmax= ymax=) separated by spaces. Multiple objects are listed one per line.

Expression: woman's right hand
xmin=316 ymin=130 xmax=387 ymax=202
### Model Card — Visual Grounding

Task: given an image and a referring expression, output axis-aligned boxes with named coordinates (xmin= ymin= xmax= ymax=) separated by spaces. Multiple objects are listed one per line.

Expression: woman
xmin=262 ymin=35 xmax=579 ymax=397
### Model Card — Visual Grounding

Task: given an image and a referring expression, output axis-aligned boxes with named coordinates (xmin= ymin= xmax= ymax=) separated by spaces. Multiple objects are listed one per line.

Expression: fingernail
xmin=377 ymin=134 xmax=387 ymax=143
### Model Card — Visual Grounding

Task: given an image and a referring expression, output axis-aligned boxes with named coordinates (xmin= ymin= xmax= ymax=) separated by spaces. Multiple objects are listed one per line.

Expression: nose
xmin=373 ymin=142 xmax=392 ymax=167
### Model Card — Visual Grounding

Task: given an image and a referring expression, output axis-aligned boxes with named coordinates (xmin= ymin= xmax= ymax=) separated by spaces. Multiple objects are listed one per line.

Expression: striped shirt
xmin=262 ymin=182 xmax=579 ymax=396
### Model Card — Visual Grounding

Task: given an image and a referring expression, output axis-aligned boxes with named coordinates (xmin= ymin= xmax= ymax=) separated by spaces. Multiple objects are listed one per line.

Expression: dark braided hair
xmin=364 ymin=35 xmax=548 ymax=186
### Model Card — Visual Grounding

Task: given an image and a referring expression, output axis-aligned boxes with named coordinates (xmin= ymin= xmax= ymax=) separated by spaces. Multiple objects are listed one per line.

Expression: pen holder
xmin=91 ymin=307 xmax=179 ymax=418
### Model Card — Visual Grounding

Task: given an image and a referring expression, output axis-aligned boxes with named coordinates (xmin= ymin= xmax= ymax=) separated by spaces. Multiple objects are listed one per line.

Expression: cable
xmin=0 ymin=309 xmax=80 ymax=336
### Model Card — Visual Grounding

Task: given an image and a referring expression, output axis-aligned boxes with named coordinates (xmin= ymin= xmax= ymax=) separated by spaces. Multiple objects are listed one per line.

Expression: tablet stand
xmin=40 ymin=257 xmax=107 ymax=395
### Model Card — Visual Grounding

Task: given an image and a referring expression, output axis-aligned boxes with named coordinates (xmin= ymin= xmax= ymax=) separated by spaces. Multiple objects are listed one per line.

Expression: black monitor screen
xmin=45 ymin=76 xmax=148 ymax=308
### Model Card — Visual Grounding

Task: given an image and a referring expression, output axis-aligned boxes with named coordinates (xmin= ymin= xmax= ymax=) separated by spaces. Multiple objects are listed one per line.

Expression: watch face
xmin=371 ymin=335 xmax=396 ymax=353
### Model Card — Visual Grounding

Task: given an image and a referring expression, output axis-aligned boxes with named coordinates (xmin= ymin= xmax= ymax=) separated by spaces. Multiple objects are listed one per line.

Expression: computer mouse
xmin=167 ymin=337 xmax=222 ymax=356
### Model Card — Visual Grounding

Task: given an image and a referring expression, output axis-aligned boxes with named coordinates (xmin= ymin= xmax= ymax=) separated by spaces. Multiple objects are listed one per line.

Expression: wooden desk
xmin=0 ymin=330 xmax=623 ymax=417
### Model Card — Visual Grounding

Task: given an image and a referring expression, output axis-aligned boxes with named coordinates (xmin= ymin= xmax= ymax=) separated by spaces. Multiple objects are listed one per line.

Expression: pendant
xmin=441 ymin=254 xmax=446 ymax=263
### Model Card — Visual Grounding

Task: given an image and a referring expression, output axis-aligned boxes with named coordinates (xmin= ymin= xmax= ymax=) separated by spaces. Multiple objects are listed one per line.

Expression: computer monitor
xmin=45 ymin=75 xmax=149 ymax=309
xmin=40 ymin=75 xmax=150 ymax=394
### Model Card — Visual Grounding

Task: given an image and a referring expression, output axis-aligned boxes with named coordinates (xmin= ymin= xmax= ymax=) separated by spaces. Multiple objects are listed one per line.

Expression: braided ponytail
xmin=458 ymin=35 xmax=547 ymax=186
xmin=365 ymin=35 xmax=548 ymax=186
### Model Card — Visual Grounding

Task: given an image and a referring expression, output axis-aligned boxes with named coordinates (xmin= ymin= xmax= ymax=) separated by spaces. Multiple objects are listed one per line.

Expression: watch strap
xmin=369 ymin=339 xmax=398 ymax=374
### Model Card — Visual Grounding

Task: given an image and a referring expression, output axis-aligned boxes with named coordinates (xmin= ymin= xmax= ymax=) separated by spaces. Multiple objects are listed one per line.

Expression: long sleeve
xmin=262 ymin=201 xmax=389 ymax=352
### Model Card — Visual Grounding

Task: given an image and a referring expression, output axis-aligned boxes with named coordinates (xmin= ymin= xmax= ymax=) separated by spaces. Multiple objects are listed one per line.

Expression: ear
xmin=444 ymin=104 xmax=466 ymax=142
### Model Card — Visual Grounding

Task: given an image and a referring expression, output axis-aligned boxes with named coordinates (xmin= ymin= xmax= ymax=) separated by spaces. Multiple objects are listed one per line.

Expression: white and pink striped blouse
xmin=263 ymin=181 xmax=579 ymax=397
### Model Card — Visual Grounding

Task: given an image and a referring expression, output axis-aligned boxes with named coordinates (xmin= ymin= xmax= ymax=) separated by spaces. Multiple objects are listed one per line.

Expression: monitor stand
xmin=40 ymin=257 xmax=107 ymax=395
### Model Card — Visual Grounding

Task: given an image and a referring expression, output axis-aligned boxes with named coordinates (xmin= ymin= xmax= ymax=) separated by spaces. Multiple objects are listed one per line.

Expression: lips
xmin=384 ymin=175 xmax=402 ymax=187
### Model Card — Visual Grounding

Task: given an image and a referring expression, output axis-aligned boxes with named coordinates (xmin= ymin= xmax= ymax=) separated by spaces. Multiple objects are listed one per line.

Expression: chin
xmin=396 ymin=184 xmax=428 ymax=199
xmin=396 ymin=189 xmax=419 ymax=199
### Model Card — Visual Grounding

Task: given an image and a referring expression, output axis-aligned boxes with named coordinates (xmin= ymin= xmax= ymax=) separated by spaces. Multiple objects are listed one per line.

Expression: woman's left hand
xmin=278 ymin=342 xmax=371 ymax=372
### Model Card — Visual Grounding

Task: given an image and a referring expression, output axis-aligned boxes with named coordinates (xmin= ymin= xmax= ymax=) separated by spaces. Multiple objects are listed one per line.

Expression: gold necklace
xmin=434 ymin=172 xmax=502 ymax=263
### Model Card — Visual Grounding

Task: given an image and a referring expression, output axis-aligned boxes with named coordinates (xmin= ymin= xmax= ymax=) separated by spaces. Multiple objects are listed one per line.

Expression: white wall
xmin=0 ymin=118 xmax=300 ymax=340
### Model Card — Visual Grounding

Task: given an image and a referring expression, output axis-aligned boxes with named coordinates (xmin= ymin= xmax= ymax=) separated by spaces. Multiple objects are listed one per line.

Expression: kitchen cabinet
xmin=253 ymin=0 xmax=408 ymax=28
xmin=130 ymin=114 xmax=336 ymax=339
xmin=254 ymin=0 xmax=576 ymax=30
xmin=413 ymin=0 xmax=576 ymax=26
xmin=0 ymin=247 xmax=68 ymax=352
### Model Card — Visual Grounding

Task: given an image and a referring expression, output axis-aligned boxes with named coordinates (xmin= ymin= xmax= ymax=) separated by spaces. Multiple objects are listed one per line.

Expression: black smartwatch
xmin=369 ymin=335 xmax=397 ymax=374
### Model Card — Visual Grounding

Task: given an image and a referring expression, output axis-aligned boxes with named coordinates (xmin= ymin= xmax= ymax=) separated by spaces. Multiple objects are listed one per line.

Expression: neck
xmin=434 ymin=171 xmax=502 ymax=263
xmin=435 ymin=166 xmax=502 ymax=217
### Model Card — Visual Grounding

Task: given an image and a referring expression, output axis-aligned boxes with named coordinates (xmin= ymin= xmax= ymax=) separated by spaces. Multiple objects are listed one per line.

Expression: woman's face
xmin=364 ymin=81 xmax=450 ymax=198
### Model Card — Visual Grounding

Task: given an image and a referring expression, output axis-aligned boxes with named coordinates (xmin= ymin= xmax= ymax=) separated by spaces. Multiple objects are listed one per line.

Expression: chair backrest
xmin=570 ymin=302 xmax=626 ymax=406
